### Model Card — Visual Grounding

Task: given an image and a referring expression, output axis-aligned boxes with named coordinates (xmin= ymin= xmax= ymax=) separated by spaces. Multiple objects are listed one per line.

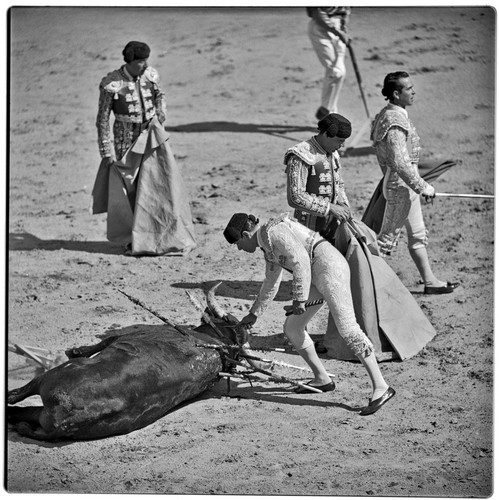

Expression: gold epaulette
xmin=371 ymin=107 xmax=410 ymax=143
xmin=100 ymin=69 xmax=125 ymax=94
xmin=143 ymin=66 xmax=160 ymax=83
xmin=284 ymin=140 xmax=324 ymax=166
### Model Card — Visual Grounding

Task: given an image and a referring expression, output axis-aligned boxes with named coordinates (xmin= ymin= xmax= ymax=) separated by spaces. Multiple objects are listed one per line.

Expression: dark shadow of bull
xmin=7 ymin=284 xmax=250 ymax=442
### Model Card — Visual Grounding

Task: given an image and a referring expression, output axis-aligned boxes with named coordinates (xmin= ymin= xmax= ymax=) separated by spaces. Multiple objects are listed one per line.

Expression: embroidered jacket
xmin=250 ymin=214 xmax=321 ymax=317
xmin=96 ymin=65 xmax=167 ymax=158
xmin=284 ymin=137 xmax=349 ymax=232
xmin=370 ymin=103 xmax=429 ymax=194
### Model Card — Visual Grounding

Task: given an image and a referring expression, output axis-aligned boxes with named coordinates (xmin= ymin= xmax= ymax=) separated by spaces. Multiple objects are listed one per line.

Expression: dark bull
xmin=7 ymin=284 xmax=247 ymax=441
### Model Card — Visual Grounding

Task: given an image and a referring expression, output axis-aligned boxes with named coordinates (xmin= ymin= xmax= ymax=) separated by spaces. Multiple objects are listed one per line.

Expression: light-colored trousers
xmin=283 ymin=242 xmax=373 ymax=356
xmin=308 ymin=18 xmax=347 ymax=113
xmin=378 ymin=185 xmax=428 ymax=256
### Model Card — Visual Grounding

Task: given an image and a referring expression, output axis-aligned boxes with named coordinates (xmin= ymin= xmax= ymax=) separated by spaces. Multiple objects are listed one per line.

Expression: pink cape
xmin=323 ymin=220 xmax=436 ymax=361
xmin=361 ymin=159 xmax=456 ymax=234
xmin=92 ymin=118 xmax=196 ymax=255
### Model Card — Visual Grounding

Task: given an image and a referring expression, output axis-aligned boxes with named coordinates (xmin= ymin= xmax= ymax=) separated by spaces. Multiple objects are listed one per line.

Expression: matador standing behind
xmin=93 ymin=41 xmax=196 ymax=256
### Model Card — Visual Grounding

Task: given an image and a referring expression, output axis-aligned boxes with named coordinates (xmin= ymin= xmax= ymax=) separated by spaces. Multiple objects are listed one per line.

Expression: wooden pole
xmin=348 ymin=43 xmax=370 ymax=119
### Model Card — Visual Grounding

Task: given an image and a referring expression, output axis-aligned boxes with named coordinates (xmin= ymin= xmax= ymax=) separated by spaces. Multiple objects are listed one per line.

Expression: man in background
xmin=307 ymin=7 xmax=351 ymax=120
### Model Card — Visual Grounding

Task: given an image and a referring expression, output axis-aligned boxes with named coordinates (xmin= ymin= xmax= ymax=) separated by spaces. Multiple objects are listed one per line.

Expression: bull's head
xmin=205 ymin=283 xmax=249 ymax=347
xmin=188 ymin=282 xmax=249 ymax=348
xmin=197 ymin=282 xmax=270 ymax=375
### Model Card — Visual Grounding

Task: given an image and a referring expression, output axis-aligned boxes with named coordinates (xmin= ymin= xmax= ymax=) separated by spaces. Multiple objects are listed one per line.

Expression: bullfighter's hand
xmin=421 ymin=185 xmax=436 ymax=202
xmin=293 ymin=300 xmax=307 ymax=316
xmin=158 ymin=111 xmax=167 ymax=124
xmin=328 ymin=203 xmax=352 ymax=222
xmin=339 ymin=31 xmax=351 ymax=46
xmin=237 ymin=313 xmax=257 ymax=328
xmin=103 ymin=156 xmax=115 ymax=168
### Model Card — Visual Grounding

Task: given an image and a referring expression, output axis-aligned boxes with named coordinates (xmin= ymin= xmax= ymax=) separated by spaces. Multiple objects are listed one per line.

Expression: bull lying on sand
xmin=7 ymin=285 xmax=248 ymax=441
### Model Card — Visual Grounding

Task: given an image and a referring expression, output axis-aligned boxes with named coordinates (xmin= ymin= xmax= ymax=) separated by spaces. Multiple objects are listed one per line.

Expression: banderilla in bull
xmin=196 ymin=344 xmax=334 ymax=377
xmin=117 ymin=289 xmax=189 ymax=336
xmin=200 ymin=343 xmax=327 ymax=392
xmin=222 ymin=354 xmax=325 ymax=393
xmin=240 ymin=351 xmax=335 ymax=378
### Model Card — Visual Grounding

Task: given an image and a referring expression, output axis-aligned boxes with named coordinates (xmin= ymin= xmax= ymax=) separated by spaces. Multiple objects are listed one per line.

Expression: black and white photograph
xmin=6 ymin=4 xmax=494 ymax=496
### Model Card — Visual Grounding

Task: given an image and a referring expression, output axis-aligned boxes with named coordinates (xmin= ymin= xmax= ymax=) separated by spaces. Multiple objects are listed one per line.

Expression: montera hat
xmin=318 ymin=113 xmax=352 ymax=139
xmin=223 ymin=213 xmax=249 ymax=244
xmin=123 ymin=41 xmax=151 ymax=63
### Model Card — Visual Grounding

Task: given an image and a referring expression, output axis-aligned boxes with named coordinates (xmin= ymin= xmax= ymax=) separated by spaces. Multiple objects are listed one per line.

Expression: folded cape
xmin=362 ymin=159 xmax=456 ymax=233
xmin=92 ymin=118 xmax=196 ymax=255
xmin=323 ymin=220 xmax=436 ymax=361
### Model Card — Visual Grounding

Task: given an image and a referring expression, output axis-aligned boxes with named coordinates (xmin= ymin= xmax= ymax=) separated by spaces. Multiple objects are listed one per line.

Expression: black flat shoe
xmin=294 ymin=381 xmax=336 ymax=394
xmin=424 ymin=281 xmax=460 ymax=295
xmin=359 ymin=387 xmax=395 ymax=416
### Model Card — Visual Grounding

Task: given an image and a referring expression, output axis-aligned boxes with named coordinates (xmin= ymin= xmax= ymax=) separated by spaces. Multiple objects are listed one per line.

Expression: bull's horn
xmin=206 ymin=282 xmax=227 ymax=318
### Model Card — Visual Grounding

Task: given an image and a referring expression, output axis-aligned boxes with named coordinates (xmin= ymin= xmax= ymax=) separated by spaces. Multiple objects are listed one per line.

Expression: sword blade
xmin=435 ymin=192 xmax=494 ymax=199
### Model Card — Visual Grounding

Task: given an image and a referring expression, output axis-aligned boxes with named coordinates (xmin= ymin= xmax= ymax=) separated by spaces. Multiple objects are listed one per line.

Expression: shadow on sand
xmin=167 ymin=121 xmax=375 ymax=156
xmin=166 ymin=121 xmax=316 ymax=141
xmin=9 ymin=232 xmax=123 ymax=255
xmin=172 ymin=279 xmax=293 ymax=302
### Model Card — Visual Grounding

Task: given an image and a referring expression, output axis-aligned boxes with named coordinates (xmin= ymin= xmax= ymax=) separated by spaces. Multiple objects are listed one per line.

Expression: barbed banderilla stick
xmin=196 ymin=343 xmax=284 ymax=353
xmin=117 ymin=289 xmax=188 ymax=336
xmin=239 ymin=352 xmax=335 ymax=378
xmin=284 ymin=299 xmax=325 ymax=316
xmin=222 ymin=355 xmax=324 ymax=393
xmin=196 ymin=344 xmax=333 ymax=377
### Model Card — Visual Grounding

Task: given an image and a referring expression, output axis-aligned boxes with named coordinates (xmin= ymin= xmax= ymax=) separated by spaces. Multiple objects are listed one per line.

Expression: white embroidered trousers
xmin=283 ymin=242 xmax=373 ymax=356
xmin=378 ymin=185 xmax=428 ymax=255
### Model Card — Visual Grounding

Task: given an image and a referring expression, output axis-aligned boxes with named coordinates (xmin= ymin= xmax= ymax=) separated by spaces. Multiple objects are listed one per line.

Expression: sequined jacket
xmin=96 ymin=65 xmax=167 ymax=158
xmin=284 ymin=137 xmax=349 ymax=232
xmin=250 ymin=214 xmax=321 ymax=317
xmin=370 ymin=103 xmax=429 ymax=195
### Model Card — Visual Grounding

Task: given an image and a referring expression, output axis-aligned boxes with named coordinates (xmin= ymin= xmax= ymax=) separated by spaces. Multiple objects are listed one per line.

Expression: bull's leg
xmin=7 ymin=405 xmax=43 ymax=425
xmin=13 ymin=420 xmax=63 ymax=442
xmin=65 ymin=336 xmax=119 ymax=359
xmin=8 ymin=378 xmax=41 ymax=404
xmin=8 ymin=405 xmax=68 ymax=442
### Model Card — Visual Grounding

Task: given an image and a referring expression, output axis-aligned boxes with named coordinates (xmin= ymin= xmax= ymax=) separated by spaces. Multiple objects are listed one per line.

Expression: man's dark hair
xmin=223 ymin=213 xmax=259 ymax=244
xmin=381 ymin=71 xmax=410 ymax=101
